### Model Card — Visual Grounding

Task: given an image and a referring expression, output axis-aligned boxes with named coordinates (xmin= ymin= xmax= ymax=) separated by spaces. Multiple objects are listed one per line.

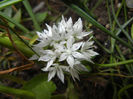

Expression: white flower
xmin=38 ymin=50 xmax=59 ymax=70
xmin=42 ymin=64 xmax=69 ymax=83
xmin=59 ymin=37 xmax=85 ymax=67
xmin=81 ymin=40 xmax=99 ymax=62
xmin=69 ymin=60 xmax=88 ymax=81
xmin=30 ymin=16 xmax=98 ymax=83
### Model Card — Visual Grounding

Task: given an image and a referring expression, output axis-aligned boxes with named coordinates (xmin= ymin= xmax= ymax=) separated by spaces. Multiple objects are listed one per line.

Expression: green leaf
xmin=3 ymin=6 xmax=12 ymax=17
xmin=0 ymin=36 xmax=34 ymax=57
xmin=9 ymin=9 xmax=22 ymax=28
xmin=131 ymin=24 xmax=133 ymax=39
xmin=0 ymin=85 xmax=35 ymax=99
xmin=0 ymin=0 xmax=23 ymax=9
xmin=0 ymin=11 xmax=29 ymax=33
xmin=22 ymin=74 xmax=56 ymax=99
xmin=22 ymin=0 xmax=41 ymax=31
xmin=35 ymin=12 xmax=48 ymax=23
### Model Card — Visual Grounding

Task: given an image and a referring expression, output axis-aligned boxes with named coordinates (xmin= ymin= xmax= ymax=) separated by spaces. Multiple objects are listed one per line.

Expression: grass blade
xmin=0 ymin=0 xmax=22 ymax=9
xmin=0 ymin=12 xmax=29 ymax=33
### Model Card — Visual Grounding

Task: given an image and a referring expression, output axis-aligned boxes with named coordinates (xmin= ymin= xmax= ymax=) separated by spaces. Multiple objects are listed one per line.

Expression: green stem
xmin=95 ymin=59 xmax=133 ymax=67
xmin=115 ymin=45 xmax=132 ymax=74
xmin=0 ymin=85 xmax=35 ymax=99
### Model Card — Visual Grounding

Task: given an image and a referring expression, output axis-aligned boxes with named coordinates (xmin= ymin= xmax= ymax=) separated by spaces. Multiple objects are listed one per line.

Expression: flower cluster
xmin=30 ymin=16 xmax=98 ymax=83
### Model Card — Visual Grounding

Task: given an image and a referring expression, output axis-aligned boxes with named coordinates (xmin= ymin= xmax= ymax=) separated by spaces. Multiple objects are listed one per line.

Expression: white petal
xmin=46 ymin=24 xmax=52 ymax=37
xmin=81 ymin=41 xmax=94 ymax=50
xmin=61 ymin=16 xmax=66 ymax=25
xmin=69 ymin=68 xmax=79 ymax=81
xmin=72 ymin=52 xmax=85 ymax=59
xmin=59 ymin=23 xmax=65 ymax=33
xmin=77 ymin=31 xmax=92 ymax=39
xmin=37 ymin=31 xmax=47 ymax=39
xmin=48 ymin=70 xmax=56 ymax=81
xmin=73 ymin=18 xmax=82 ymax=32
xmin=36 ymin=31 xmax=42 ymax=38
xmin=59 ymin=53 xmax=68 ymax=61
xmin=45 ymin=60 xmax=54 ymax=70
xmin=29 ymin=55 xmax=39 ymax=60
xmin=86 ymin=50 xmax=99 ymax=56
xmin=57 ymin=68 xmax=64 ymax=83
xmin=74 ymin=62 xmax=88 ymax=71
xmin=41 ymin=50 xmax=53 ymax=54
xmin=72 ymin=42 xmax=83 ymax=51
xmin=67 ymin=37 xmax=75 ymax=49
xmin=39 ymin=55 xmax=50 ymax=61
xmin=67 ymin=55 xmax=74 ymax=67
xmin=67 ymin=17 xmax=73 ymax=27
xmin=35 ymin=42 xmax=48 ymax=48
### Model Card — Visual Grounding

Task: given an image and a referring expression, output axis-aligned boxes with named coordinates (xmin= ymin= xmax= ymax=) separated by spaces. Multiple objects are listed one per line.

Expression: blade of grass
xmin=123 ymin=0 xmax=128 ymax=32
xmin=115 ymin=17 xmax=133 ymax=36
xmin=22 ymin=0 xmax=41 ymax=45
xmin=115 ymin=45 xmax=132 ymax=74
xmin=22 ymin=0 xmax=41 ymax=31
xmin=0 ymin=12 xmax=29 ymax=33
xmin=95 ymin=59 xmax=133 ymax=67
xmin=0 ymin=0 xmax=22 ymax=9
xmin=111 ymin=0 xmax=133 ymax=44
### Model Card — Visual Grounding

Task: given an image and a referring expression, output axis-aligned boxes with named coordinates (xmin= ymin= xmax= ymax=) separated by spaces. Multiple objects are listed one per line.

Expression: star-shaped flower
xmin=59 ymin=37 xmax=85 ymax=67
xmin=30 ymin=16 xmax=98 ymax=83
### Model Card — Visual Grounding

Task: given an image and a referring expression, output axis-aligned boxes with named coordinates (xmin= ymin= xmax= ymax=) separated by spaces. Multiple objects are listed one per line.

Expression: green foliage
xmin=22 ymin=74 xmax=56 ymax=99
xmin=0 ymin=0 xmax=22 ymax=9
xmin=9 ymin=9 xmax=22 ymax=28
xmin=0 ymin=84 xmax=35 ymax=99
xmin=35 ymin=12 xmax=48 ymax=23
xmin=0 ymin=36 xmax=34 ymax=57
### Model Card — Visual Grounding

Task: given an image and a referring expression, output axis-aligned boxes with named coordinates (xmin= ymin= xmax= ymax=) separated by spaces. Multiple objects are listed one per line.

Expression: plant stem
xmin=95 ymin=59 xmax=133 ymax=67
